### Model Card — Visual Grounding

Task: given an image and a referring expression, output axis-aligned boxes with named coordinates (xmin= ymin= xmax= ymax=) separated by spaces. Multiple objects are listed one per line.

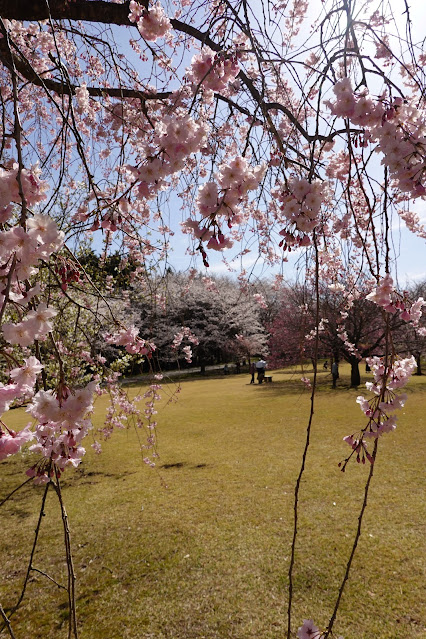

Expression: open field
xmin=1 ymin=363 xmax=425 ymax=639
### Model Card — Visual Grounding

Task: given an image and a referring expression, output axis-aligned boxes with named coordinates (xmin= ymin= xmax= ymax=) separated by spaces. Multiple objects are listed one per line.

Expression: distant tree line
xmin=267 ymin=278 xmax=426 ymax=386
xmin=79 ymin=249 xmax=426 ymax=384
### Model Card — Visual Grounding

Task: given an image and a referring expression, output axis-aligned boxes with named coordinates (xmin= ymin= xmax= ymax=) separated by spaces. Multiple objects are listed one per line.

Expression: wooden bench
xmin=264 ymin=375 xmax=273 ymax=383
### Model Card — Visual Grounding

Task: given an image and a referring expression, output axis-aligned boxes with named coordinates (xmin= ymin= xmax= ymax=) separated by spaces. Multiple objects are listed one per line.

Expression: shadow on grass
xmin=122 ymin=367 xmax=426 ymax=398
xmin=161 ymin=462 xmax=208 ymax=470
xmin=122 ymin=367 xmax=250 ymax=387
xmin=243 ymin=373 xmax=356 ymax=397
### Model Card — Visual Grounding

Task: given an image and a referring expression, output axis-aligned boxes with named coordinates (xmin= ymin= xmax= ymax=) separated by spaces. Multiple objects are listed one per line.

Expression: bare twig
xmin=52 ymin=471 xmax=79 ymax=639
xmin=286 ymin=234 xmax=321 ymax=639
xmin=0 ymin=477 xmax=32 ymax=507
xmin=0 ymin=481 xmax=50 ymax=630
xmin=324 ymin=438 xmax=379 ymax=638
xmin=0 ymin=604 xmax=17 ymax=639
xmin=30 ymin=566 xmax=68 ymax=591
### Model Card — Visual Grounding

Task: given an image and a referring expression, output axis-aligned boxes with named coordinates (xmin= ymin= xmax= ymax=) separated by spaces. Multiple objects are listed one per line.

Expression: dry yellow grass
xmin=0 ymin=363 xmax=425 ymax=638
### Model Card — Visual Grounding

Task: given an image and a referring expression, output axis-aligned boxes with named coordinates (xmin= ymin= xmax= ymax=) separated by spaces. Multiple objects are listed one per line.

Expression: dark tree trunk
xmin=415 ymin=351 xmax=423 ymax=375
xmin=350 ymin=358 xmax=361 ymax=387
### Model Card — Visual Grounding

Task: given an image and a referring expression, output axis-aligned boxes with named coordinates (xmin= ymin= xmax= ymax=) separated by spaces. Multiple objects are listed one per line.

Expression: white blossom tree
xmin=134 ymin=272 xmax=268 ymax=371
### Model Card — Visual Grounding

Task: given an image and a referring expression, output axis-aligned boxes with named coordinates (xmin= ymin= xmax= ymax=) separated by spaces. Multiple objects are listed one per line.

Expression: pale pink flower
xmin=182 ymin=345 xmax=193 ymax=362
xmin=297 ymin=619 xmax=321 ymax=639
xmin=74 ymin=84 xmax=90 ymax=113
xmin=92 ymin=440 xmax=102 ymax=454
xmin=27 ymin=389 xmax=60 ymax=423
xmin=253 ymin=293 xmax=268 ymax=309
xmin=0 ymin=424 xmax=34 ymax=460
xmin=9 ymin=356 xmax=43 ymax=392
xmin=0 ymin=383 xmax=20 ymax=414
xmin=187 ymin=47 xmax=239 ymax=93
xmin=26 ymin=214 xmax=64 ymax=248
xmin=24 ymin=303 xmax=57 ymax=340
xmin=301 ymin=376 xmax=312 ymax=389
xmin=2 ymin=321 xmax=37 ymax=347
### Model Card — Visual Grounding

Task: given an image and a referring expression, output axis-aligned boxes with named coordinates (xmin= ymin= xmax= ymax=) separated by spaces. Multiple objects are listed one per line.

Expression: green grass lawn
xmin=1 ymin=363 xmax=425 ymax=638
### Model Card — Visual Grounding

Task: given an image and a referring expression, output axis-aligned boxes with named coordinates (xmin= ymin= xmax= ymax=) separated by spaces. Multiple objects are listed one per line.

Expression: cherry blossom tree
xmin=268 ymin=277 xmax=405 ymax=386
xmin=0 ymin=0 xmax=425 ymax=637
xmin=134 ymin=272 xmax=268 ymax=371
xmin=393 ymin=279 xmax=426 ymax=374
xmin=267 ymin=283 xmax=320 ymax=369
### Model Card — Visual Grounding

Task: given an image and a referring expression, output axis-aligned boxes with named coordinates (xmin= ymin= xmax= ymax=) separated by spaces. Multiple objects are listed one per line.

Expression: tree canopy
xmin=134 ymin=272 xmax=268 ymax=371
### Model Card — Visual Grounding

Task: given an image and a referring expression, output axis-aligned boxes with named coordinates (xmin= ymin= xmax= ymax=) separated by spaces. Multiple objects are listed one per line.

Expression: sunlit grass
xmin=1 ymin=363 xmax=425 ymax=638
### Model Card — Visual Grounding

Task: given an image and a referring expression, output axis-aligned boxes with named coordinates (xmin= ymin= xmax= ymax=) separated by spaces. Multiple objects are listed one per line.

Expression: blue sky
xmin=89 ymin=0 xmax=426 ymax=286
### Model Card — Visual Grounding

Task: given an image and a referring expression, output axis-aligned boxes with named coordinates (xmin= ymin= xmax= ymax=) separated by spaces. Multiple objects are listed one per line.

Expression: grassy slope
xmin=0 ymin=363 xmax=425 ymax=638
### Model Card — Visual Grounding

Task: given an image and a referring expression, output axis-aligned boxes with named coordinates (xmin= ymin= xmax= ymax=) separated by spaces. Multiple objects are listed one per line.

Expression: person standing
xmin=331 ymin=360 xmax=339 ymax=388
xmin=256 ymin=358 xmax=267 ymax=384
xmin=249 ymin=361 xmax=256 ymax=384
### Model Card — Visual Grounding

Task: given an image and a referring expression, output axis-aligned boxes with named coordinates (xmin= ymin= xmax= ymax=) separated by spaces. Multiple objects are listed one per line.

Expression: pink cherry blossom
xmin=297 ymin=619 xmax=321 ymax=639
xmin=9 ymin=356 xmax=43 ymax=393
xmin=129 ymin=2 xmax=171 ymax=41
xmin=0 ymin=424 xmax=34 ymax=461
xmin=0 ymin=383 xmax=20 ymax=414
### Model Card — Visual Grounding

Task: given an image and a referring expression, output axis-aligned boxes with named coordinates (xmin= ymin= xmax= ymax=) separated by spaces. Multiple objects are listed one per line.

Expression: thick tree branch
xmin=0 ymin=0 xmax=334 ymax=145
xmin=0 ymin=37 xmax=171 ymax=100
xmin=0 ymin=0 xmax=138 ymax=24
xmin=0 ymin=0 xmax=219 ymax=50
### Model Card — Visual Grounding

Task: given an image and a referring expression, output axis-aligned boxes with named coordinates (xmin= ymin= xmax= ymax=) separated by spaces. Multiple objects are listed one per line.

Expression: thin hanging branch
xmin=52 ymin=470 xmax=79 ymax=639
xmin=324 ymin=438 xmax=379 ymax=638
xmin=0 ymin=604 xmax=17 ymax=639
xmin=286 ymin=233 xmax=321 ymax=639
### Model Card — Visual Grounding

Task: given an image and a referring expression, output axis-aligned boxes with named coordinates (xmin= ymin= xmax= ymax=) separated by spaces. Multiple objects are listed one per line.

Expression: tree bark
xmin=415 ymin=351 xmax=423 ymax=375
xmin=350 ymin=358 xmax=361 ymax=387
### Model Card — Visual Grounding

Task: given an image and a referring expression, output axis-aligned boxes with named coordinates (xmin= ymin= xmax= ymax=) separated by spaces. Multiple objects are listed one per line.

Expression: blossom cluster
xmin=74 ymin=83 xmax=90 ymax=114
xmin=337 ymin=327 xmax=361 ymax=360
xmin=0 ymin=165 xmax=157 ymax=481
xmin=182 ymin=156 xmax=265 ymax=260
xmin=297 ymin=619 xmax=343 ymax=639
xmin=0 ymin=424 xmax=34 ymax=461
xmin=0 ymin=164 xmax=48 ymax=210
xmin=0 ymin=171 xmax=64 ymax=355
xmin=128 ymin=1 xmax=171 ymax=42
xmin=0 ymin=355 xmax=97 ymax=482
xmin=1 ymin=211 xmax=63 ymax=282
xmin=0 ymin=167 xmax=95 ymax=477
xmin=398 ymin=209 xmax=426 ymax=240
xmin=172 ymin=326 xmax=199 ymax=363
xmin=375 ymin=100 xmax=426 ymax=198
xmin=186 ymin=46 xmax=240 ymax=96
xmin=366 ymin=273 xmax=425 ymax=327
xmin=326 ymin=77 xmax=383 ymax=127
xmin=101 ymin=373 xmax=162 ymax=466
xmin=26 ymin=381 xmax=97 ymax=481
xmin=342 ymin=356 xmax=416 ymax=466
xmin=327 ymin=79 xmax=426 ymax=200
xmin=3 ymin=303 xmax=57 ymax=347
xmin=253 ymin=293 xmax=268 ymax=309
xmin=105 ymin=325 xmax=156 ymax=356
xmin=123 ymin=113 xmax=207 ymax=208
xmin=297 ymin=620 xmax=321 ymax=639
xmin=274 ymin=178 xmax=326 ymax=249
